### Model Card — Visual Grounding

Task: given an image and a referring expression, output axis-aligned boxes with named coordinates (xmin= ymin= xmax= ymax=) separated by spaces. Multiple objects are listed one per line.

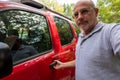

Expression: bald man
xmin=53 ymin=0 xmax=120 ymax=80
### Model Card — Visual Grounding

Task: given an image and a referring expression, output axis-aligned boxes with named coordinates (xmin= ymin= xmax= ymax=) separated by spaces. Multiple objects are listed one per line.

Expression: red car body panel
xmin=0 ymin=1 xmax=78 ymax=80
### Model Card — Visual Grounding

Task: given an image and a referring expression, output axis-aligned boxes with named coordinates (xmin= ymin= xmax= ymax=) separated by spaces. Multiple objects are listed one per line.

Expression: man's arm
xmin=53 ymin=60 xmax=75 ymax=69
xmin=110 ymin=24 xmax=120 ymax=56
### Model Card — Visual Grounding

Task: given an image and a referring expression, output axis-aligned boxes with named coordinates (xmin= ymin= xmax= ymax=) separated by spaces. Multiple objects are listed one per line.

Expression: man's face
xmin=73 ymin=1 xmax=98 ymax=33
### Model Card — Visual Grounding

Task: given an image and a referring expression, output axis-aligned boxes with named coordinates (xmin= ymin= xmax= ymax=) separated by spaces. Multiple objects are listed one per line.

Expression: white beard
xmin=80 ymin=24 xmax=94 ymax=36
xmin=82 ymin=25 xmax=90 ymax=32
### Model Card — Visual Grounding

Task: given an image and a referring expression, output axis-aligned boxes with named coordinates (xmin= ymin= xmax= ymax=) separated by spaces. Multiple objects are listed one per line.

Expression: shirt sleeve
xmin=110 ymin=24 xmax=120 ymax=56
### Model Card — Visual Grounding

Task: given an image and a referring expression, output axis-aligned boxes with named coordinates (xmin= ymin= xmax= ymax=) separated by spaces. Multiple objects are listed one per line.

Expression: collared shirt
xmin=76 ymin=22 xmax=120 ymax=80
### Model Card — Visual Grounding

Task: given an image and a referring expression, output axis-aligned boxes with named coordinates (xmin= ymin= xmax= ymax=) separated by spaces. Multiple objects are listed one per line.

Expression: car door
xmin=0 ymin=9 xmax=55 ymax=80
xmin=51 ymin=16 xmax=77 ymax=80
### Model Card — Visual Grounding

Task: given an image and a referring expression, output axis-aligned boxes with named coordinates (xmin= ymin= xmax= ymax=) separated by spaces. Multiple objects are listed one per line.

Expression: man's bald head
xmin=74 ymin=0 xmax=96 ymax=11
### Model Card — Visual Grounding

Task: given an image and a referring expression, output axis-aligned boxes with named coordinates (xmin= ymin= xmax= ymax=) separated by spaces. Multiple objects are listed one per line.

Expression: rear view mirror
xmin=0 ymin=42 xmax=13 ymax=78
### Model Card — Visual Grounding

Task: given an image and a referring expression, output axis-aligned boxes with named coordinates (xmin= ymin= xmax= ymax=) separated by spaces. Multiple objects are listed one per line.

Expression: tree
xmin=97 ymin=0 xmax=120 ymax=23
xmin=39 ymin=0 xmax=75 ymax=20
xmin=39 ymin=0 xmax=64 ymax=14
xmin=63 ymin=3 xmax=75 ymax=20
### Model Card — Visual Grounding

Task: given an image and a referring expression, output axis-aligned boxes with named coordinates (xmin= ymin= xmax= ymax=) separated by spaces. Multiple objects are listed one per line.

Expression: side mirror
xmin=0 ymin=42 xmax=13 ymax=78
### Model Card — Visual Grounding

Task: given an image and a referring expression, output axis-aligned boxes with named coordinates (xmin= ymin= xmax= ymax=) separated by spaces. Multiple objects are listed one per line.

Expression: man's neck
xmin=83 ymin=21 xmax=98 ymax=36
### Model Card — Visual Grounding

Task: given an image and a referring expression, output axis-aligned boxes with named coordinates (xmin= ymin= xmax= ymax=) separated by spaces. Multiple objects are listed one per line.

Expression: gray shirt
xmin=76 ymin=22 xmax=120 ymax=80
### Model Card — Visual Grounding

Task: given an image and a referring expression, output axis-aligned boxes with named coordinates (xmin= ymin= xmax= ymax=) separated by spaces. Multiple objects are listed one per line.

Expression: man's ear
xmin=95 ymin=8 xmax=99 ymax=17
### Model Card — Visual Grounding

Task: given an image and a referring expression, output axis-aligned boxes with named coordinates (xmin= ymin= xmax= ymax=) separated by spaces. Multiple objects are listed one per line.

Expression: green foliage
xmin=63 ymin=3 xmax=75 ymax=20
xmin=97 ymin=0 xmax=120 ymax=23
xmin=40 ymin=0 xmax=64 ymax=14
xmin=39 ymin=0 xmax=75 ymax=20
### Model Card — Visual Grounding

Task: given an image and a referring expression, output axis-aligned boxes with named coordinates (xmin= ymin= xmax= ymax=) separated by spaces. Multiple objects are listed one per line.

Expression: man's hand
xmin=53 ymin=60 xmax=65 ymax=69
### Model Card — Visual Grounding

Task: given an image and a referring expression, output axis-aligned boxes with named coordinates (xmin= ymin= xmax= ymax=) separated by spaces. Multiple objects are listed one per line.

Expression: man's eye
xmin=74 ymin=13 xmax=78 ymax=18
xmin=81 ymin=9 xmax=89 ymax=14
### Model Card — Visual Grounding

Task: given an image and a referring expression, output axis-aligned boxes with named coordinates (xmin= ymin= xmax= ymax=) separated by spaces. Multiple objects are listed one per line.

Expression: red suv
xmin=0 ymin=0 xmax=79 ymax=80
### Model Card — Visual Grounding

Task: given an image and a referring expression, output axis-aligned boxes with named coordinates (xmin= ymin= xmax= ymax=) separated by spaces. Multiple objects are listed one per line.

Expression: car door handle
xmin=49 ymin=61 xmax=57 ymax=69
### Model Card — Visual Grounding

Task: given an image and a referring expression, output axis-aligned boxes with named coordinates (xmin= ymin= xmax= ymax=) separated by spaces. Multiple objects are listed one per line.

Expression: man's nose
xmin=77 ymin=12 xmax=84 ymax=19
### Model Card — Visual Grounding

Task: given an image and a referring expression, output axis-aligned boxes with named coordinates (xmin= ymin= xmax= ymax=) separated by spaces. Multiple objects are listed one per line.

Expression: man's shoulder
xmin=106 ymin=22 xmax=119 ymax=25
xmin=104 ymin=22 xmax=120 ymax=28
xmin=102 ymin=22 xmax=120 ymax=31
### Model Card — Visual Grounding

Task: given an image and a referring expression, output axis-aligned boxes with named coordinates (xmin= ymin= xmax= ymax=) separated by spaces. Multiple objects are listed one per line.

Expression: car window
xmin=0 ymin=10 xmax=52 ymax=64
xmin=54 ymin=17 xmax=73 ymax=45
xmin=72 ymin=23 xmax=80 ymax=37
